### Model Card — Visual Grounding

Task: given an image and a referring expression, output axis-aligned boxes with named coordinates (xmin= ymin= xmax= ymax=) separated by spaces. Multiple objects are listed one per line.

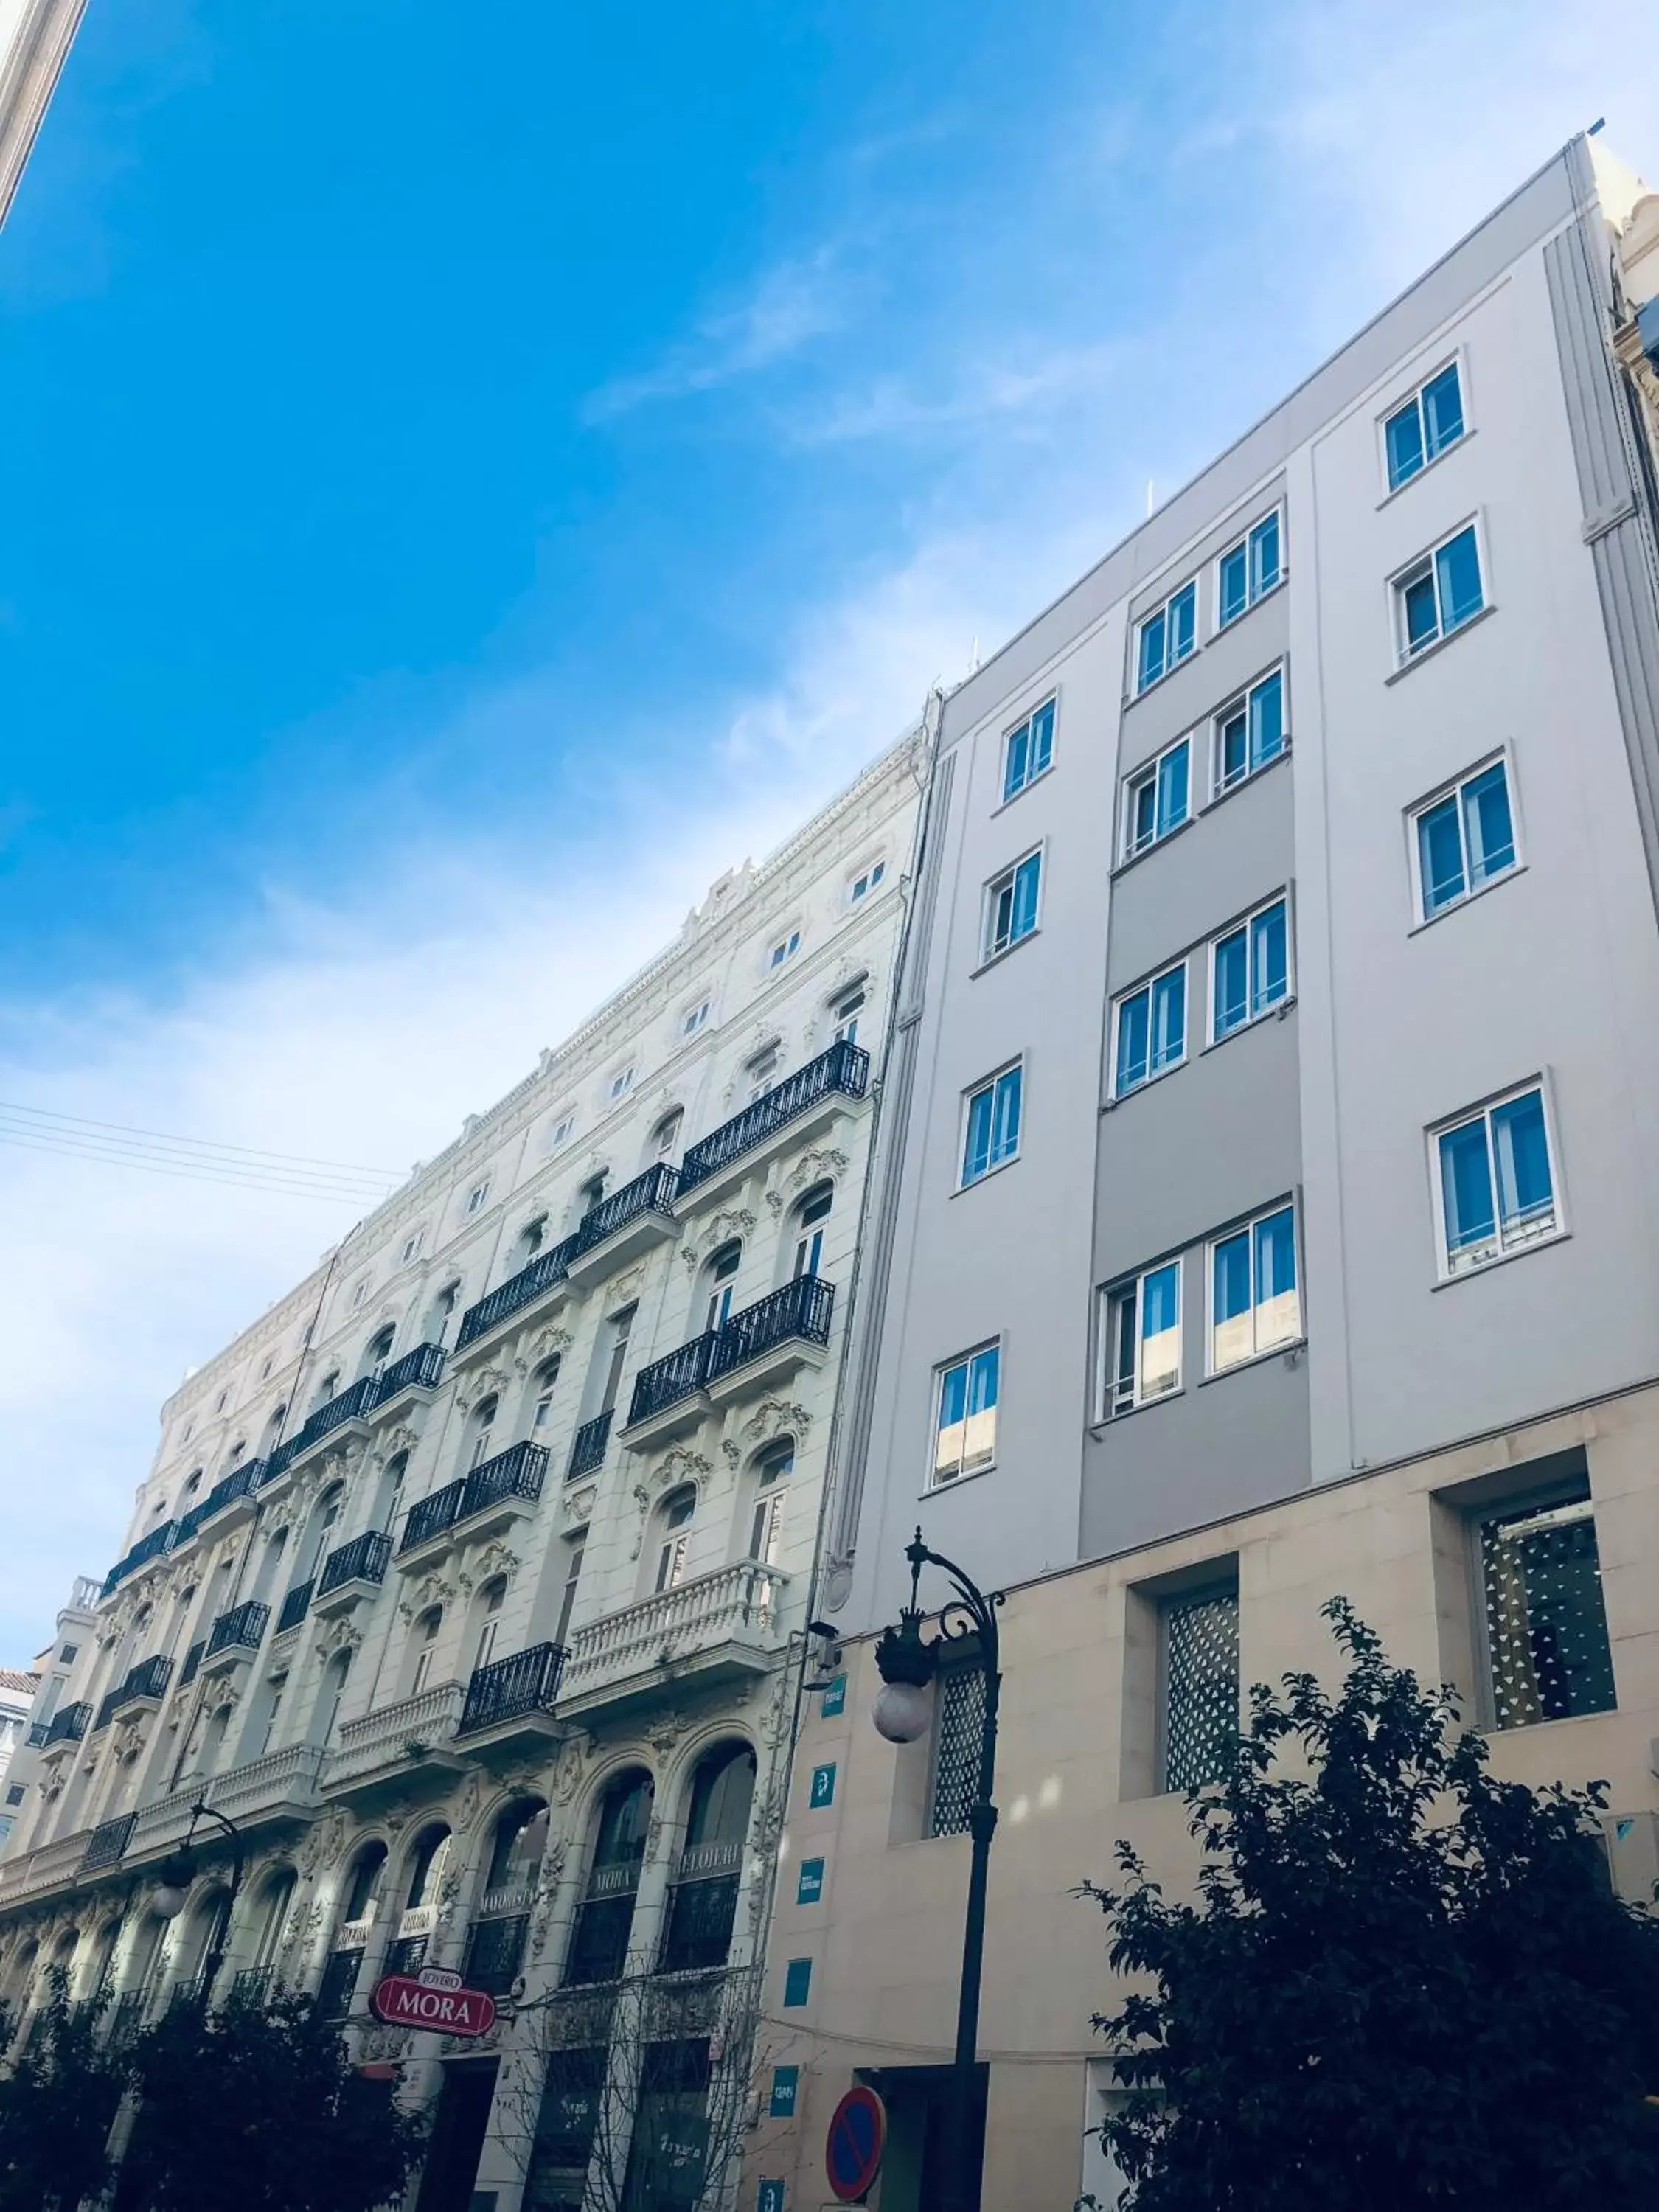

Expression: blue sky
xmin=1 ymin=0 xmax=1655 ymax=1653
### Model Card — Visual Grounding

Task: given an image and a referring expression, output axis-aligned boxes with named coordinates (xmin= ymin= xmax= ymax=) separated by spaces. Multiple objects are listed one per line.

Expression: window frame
xmin=958 ymin=1060 xmax=1025 ymax=1189
xmin=849 ymin=859 xmax=887 ymax=905
xmin=768 ymin=929 xmax=801 ymax=971
xmin=929 ymin=1340 xmax=1001 ymax=1492
xmin=1389 ymin=516 xmax=1488 ymax=667
xmin=681 ymin=1001 xmax=710 ymax=1037
xmin=1406 ymin=749 xmax=1522 ymax=925
xmin=1133 ymin=578 xmax=1199 ymax=697
xmin=1157 ymin=1576 xmax=1241 ymax=1793
xmin=465 ymin=1181 xmax=490 ymax=1217
xmin=1098 ymin=1256 xmax=1184 ymax=1419
xmin=1210 ymin=664 xmax=1288 ymax=800
xmin=1110 ymin=959 xmax=1189 ymax=1100
xmin=1214 ymin=505 xmax=1285 ymax=631
xmin=400 ymin=1230 xmax=425 ymax=1266
xmin=1427 ymin=1077 xmax=1564 ymax=1284
xmin=1000 ymin=695 xmax=1057 ymax=804
xmin=1470 ymin=1478 xmax=1615 ymax=1732
xmin=1206 ymin=892 xmax=1293 ymax=1046
xmin=1204 ymin=1200 xmax=1303 ymax=1377
xmin=608 ymin=1066 xmax=635 ymax=1102
xmin=1119 ymin=733 xmax=1192 ymax=864
xmin=981 ymin=845 xmax=1044 ymax=965
xmin=1380 ymin=355 xmax=1467 ymax=495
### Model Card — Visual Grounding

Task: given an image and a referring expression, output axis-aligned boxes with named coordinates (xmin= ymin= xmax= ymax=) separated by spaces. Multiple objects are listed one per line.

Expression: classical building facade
xmin=0 ymin=737 xmax=919 ymax=2212
xmin=747 ymin=136 xmax=1659 ymax=2211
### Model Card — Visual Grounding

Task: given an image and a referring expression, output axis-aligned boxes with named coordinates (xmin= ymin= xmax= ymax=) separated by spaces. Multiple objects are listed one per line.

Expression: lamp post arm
xmin=188 ymin=1801 xmax=246 ymax=2000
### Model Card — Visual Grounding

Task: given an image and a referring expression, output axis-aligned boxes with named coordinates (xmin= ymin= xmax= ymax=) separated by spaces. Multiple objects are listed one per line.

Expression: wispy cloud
xmin=791 ymin=340 xmax=1128 ymax=447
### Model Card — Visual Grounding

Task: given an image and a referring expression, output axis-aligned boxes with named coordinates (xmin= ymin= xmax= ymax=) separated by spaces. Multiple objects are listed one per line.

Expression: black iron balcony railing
xmin=316 ymin=1948 xmax=363 ymax=2020
xmin=463 ymin=1914 xmax=529 ymax=1997
xmin=626 ymin=1275 xmax=835 ymax=1427
xmin=567 ymin=1411 xmax=612 ymax=1481
xmin=372 ymin=1341 xmax=446 ymax=1402
xmin=264 ymin=1436 xmax=298 ymax=1481
xmin=205 ymin=1600 xmax=269 ymax=1660
xmin=43 ymin=1701 xmax=91 ymax=1749
xmin=82 ymin=1812 xmax=137 ymax=1872
xmin=231 ymin=1966 xmax=271 ymax=2007
xmin=458 ymin=1642 xmax=565 ymax=1736
xmin=317 ymin=1529 xmax=392 ymax=1598
xmin=289 ymin=1373 xmax=380 ymax=1460
xmin=276 ymin=1582 xmax=314 ymax=1635
xmin=175 ymin=1502 xmax=211 ymax=1545
xmin=201 ymin=1458 xmax=265 ymax=1520
xmin=179 ymin=1641 xmax=205 ymax=1689
xmin=399 ymin=1441 xmax=549 ymax=1557
xmin=562 ymin=1884 xmax=639 ymax=1989
xmin=106 ymin=1992 xmax=147 ymax=2046
xmin=571 ymin=1161 xmax=678 ymax=1256
xmin=27 ymin=1721 xmax=48 ymax=1747
xmin=382 ymin=1935 xmax=428 ymax=1978
xmin=456 ymin=1237 xmax=582 ymax=1352
xmin=658 ymin=1865 xmax=741 ymax=1976
xmin=675 ymin=1038 xmax=869 ymax=1195
xmin=101 ymin=1517 xmax=181 ymax=1597
xmin=95 ymin=1653 xmax=176 ymax=1731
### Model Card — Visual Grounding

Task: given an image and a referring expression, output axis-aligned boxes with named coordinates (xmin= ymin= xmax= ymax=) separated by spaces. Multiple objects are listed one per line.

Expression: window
xmin=928 ymin=1662 xmax=986 ymax=1837
xmin=655 ymin=1489 xmax=696 ymax=1593
xmin=961 ymin=1063 xmax=1023 ymax=1186
xmin=516 ymin=1216 xmax=546 ymax=1265
xmin=1112 ymin=964 xmax=1186 ymax=1096
xmin=746 ymin=1046 xmax=781 ymax=1101
xmin=1478 ymin=1484 xmax=1614 ymax=1728
xmin=597 ymin=1304 xmax=635 ymax=1416
xmin=1102 ymin=1262 xmax=1182 ymax=1416
xmin=1213 ymin=667 xmax=1285 ymax=795
xmin=259 ymin=1357 xmax=273 ymax=1380
xmin=1135 ymin=581 xmax=1197 ymax=693
xmin=532 ymin=1358 xmax=560 ymax=1429
xmin=58 ymin=1645 xmax=77 ymax=1666
xmin=703 ymin=1243 xmax=742 ymax=1332
xmin=350 ymin=1279 xmax=369 ymax=1309
xmin=1217 ymin=510 xmax=1282 ymax=628
xmin=216 ymin=1389 xmax=229 ymax=1412
xmin=1393 ymin=521 xmax=1484 ymax=661
xmin=400 ymin=1230 xmax=425 ymax=1265
xmin=549 ymin=1113 xmax=576 ymax=1150
xmin=793 ymin=1185 xmax=832 ymax=1280
xmin=849 ymin=860 xmax=886 ymax=903
xmin=984 ymin=849 xmax=1041 ymax=961
xmin=4 ymin=1785 xmax=24 ymax=1809
xmin=652 ymin=1110 xmax=682 ymax=1159
xmin=1385 ymin=361 xmax=1464 ymax=491
xmin=749 ymin=1438 xmax=794 ymax=1565
xmin=467 ymin=1396 xmax=498 ymax=1470
xmin=1209 ymin=1205 xmax=1300 ymax=1371
xmin=681 ymin=1001 xmax=710 ymax=1037
xmin=1434 ymin=1082 xmax=1558 ymax=1277
xmin=1412 ymin=757 xmax=1517 ymax=919
xmin=465 ymin=1181 xmax=490 ymax=1217
xmin=768 ymin=931 xmax=801 ymax=970
xmin=1161 ymin=1583 xmax=1239 ymax=1790
xmin=555 ymin=1534 xmax=585 ymax=1646
xmin=408 ymin=1610 xmax=442 ymax=1697
xmin=1121 ymin=736 xmax=1190 ymax=860
xmin=1001 ymin=698 xmax=1056 ymax=802
xmin=1211 ymin=897 xmax=1289 ymax=1040
xmin=609 ymin=1067 xmax=634 ymax=1101
xmin=933 ymin=1345 xmax=999 ymax=1487
xmin=473 ymin=1580 xmax=505 ymax=1673
xmin=832 ymin=988 xmax=865 ymax=1046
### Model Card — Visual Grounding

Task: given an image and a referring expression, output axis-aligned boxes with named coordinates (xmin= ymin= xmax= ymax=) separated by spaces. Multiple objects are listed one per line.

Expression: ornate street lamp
xmin=151 ymin=1801 xmax=246 ymax=2001
xmin=872 ymin=1528 xmax=1004 ymax=2212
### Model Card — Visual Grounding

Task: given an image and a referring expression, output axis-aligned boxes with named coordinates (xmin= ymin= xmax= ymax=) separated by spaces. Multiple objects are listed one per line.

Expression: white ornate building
xmin=0 ymin=734 xmax=920 ymax=2212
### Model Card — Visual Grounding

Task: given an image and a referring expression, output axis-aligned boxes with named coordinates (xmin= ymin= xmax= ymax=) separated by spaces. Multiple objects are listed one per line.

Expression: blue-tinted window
xmin=1211 ymin=900 xmax=1289 ymax=1040
xmin=1397 ymin=524 xmax=1484 ymax=659
xmin=961 ymin=1065 xmax=1023 ymax=1185
xmin=1415 ymin=759 xmax=1517 ymax=917
xmin=1211 ymin=1205 xmax=1300 ymax=1371
xmin=1215 ymin=669 xmax=1284 ymax=795
xmin=782 ymin=1958 xmax=812 ymax=2007
xmin=1105 ymin=1259 xmax=1182 ymax=1414
xmin=1385 ymin=362 xmax=1464 ymax=490
xmin=1002 ymin=698 xmax=1056 ymax=801
xmin=1437 ymin=1085 xmax=1557 ymax=1276
xmin=986 ymin=850 xmax=1042 ymax=959
xmin=1113 ymin=964 xmax=1187 ymax=1096
xmin=1135 ymin=581 xmax=1197 ymax=692
xmin=1123 ymin=737 xmax=1190 ymax=859
xmin=1218 ymin=512 xmax=1283 ymax=627
xmin=934 ymin=1344 xmax=998 ymax=1486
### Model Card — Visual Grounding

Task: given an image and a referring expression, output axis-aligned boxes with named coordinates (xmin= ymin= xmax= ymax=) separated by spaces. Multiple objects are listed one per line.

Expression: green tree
xmin=0 ymin=1971 xmax=126 ymax=2212
xmin=1084 ymin=1599 xmax=1659 ymax=2212
xmin=118 ymin=1986 xmax=428 ymax=2212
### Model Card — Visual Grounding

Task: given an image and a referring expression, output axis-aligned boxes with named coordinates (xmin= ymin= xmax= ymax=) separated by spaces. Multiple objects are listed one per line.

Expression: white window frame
xmin=549 ymin=1113 xmax=576 ymax=1151
xmin=681 ymin=1001 xmax=710 ymax=1037
xmin=1427 ymin=1077 xmax=1563 ymax=1283
xmin=831 ymin=987 xmax=866 ymax=1046
xmin=1109 ymin=959 xmax=1189 ymax=1099
xmin=1406 ymin=749 xmax=1521 ymax=925
xmin=1214 ymin=504 xmax=1284 ymax=630
xmin=1119 ymin=734 xmax=1192 ymax=863
xmin=465 ymin=1181 xmax=490 ymax=1217
xmin=1210 ymin=664 xmax=1288 ymax=799
xmin=958 ymin=1060 xmax=1024 ymax=1189
xmin=400 ymin=1230 xmax=425 ymax=1266
xmin=1133 ymin=578 xmax=1198 ymax=697
xmin=849 ymin=859 xmax=887 ymax=905
xmin=1001 ymin=695 xmax=1057 ymax=804
xmin=1206 ymin=893 xmax=1293 ymax=1044
xmin=768 ymin=929 xmax=801 ymax=970
xmin=929 ymin=1340 xmax=1001 ymax=1490
xmin=1379 ymin=354 xmax=1467 ymax=494
xmin=608 ymin=1066 xmax=635 ymax=1101
xmin=981 ymin=846 xmax=1043 ymax=963
xmin=1389 ymin=515 xmax=1488 ymax=667
xmin=1098 ymin=1257 xmax=1184 ymax=1419
xmin=1205 ymin=1202 xmax=1303 ymax=1377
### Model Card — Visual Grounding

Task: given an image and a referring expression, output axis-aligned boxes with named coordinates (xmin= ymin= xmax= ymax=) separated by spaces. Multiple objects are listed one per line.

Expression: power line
xmin=0 ymin=1102 xmax=403 ymax=1204
xmin=0 ymin=1099 xmax=397 ymax=1175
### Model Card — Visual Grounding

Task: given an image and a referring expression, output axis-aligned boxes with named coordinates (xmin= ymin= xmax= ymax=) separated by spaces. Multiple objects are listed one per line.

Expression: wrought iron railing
xmin=289 ymin=1373 xmax=380 ymax=1458
xmin=95 ymin=1653 xmax=176 ymax=1731
xmin=264 ymin=1436 xmax=298 ymax=1481
xmin=106 ymin=1992 xmax=147 ymax=2045
xmin=101 ymin=1517 xmax=180 ymax=1597
xmin=201 ymin=1458 xmax=265 ymax=1521
xmin=571 ymin=1162 xmax=678 ymax=1255
xmin=626 ymin=1276 xmax=834 ymax=1427
xmin=382 ymin=1935 xmax=428 ymax=1977
xmin=627 ymin=1333 xmax=717 ymax=1426
xmin=567 ymin=1411 xmax=612 ymax=1481
xmin=458 ymin=1643 xmax=565 ymax=1735
xmin=179 ymin=1641 xmax=204 ymax=1688
xmin=658 ymin=1870 xmax=740 ymax=1975
xmin=675 ymin=1038 xmax=869 ymax=1194
xmin=175 ymin=1502 xmax=210 ymax=1545
xmin=276 ymin=1582 xmax=313 ymax=1635
xmin=562 ymin=1893 xmax=637 ymax=1989
xmin=398 ymin=1442 xmax=549 ymax=1556
xmin=463 ymin=1914 xmax=529 ymax=1996
xmin=316 ymin=1948 xmax=362 ymax=2020
xmin=205 ymin=1601 xmax=269 ymax=1660
xmin=456 ymin=1235 xmax=582 ymax=1352
xmin=373 ymin=1341 xmax=446 ymax=1402
xmin=27 ymin=1721 xmax=48 ymax=1747
xmin=43 ymin=1702 xmax=91 ymax=1749
xmin=317 ymin=1529 xmax=392 ymax=1597
xmin=81 ymin=1813 xmax=137 ymax=1872
xmin=231 ymin=1966 xmax=271 ymax=2006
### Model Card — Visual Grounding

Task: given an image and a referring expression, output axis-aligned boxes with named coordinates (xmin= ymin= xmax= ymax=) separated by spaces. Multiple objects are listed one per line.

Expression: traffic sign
xmin=824 ymin=2084 xmax=886 ymax=2202
xmin=369 ymin=1973 xmax=496 ymax=2037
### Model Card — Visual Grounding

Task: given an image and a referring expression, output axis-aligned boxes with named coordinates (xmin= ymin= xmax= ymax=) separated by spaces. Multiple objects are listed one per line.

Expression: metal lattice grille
xmin=928 ymin=1663 xmax=985 ymax=1839
xmin=1481 ymin=1495 xmax=1615 ymax=1729
xmin=1162 ymin=1587 xmax=1239 ymax=1793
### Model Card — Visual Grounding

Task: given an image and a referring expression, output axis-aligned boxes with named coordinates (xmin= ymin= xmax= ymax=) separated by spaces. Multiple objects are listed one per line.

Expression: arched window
xmin=653 ymin=1487 xmax=696 ymax=1594
xmin=182 ymin=1470 xmax=205 ymax=1501
xmin=406 ymin=1607 xmax=442 ymax=1697
xmin=88 ymin=1922 xmax=121 ymax=2002
xmin=2 ymin=1939 xmax=38 ymax=2014
xmin=748 ymin=1438 xmax=795 ymax=1566
xmin=791 ymin=1182 xmax=833 ymax=1281
xmin=468 ymin=1578 xmax=507 ymax=1674
xmin=702 ymin=1242 xmax=742 ymax=1334
xmin=302 ymin=1484 xmax=344 ymax=1581
xmin=199 ymin=1703 xmax=234 ymax=1774
xmin=224 ymin=1439 xmax=247 ymax=1471
xmin=564 ymin=1770 xmax=653 ymax=1987
xmin=360 ymin=1325 xmax=395 ymax=1380
xmin=342 ymin=1843 xmax=388 ymax=1930
xmin=372 ymin=1451 xmax=408 ymax=1537
xmin=49 ymin=1929 xmax=79 ymax=2003
xmin=529 ymin=1359 xmax=560 ymax=1433
xmin=515 ymin=1216 xmax=547 ymax=1268
xmin=250 ymin=1524 xmax=288 ymax=1604
xmin=387 ymin=1824 xmax=451 ymax=1975
xmin=465 ymin=1798 xmax=549 ymax=1996
xmin=578 ymin=1172 xmax=608 ymax=1219
xmin=181 ymin=1888 xmax=232 ymax=2000
xmin=254 ymin=1672 xmax=288 ymax=1759
xmin=650 ymin=1110 xmax=683 ymax=1162
xmin=465 ymin=1395 xmax=498 ymax=1472
xmin=831 ymin=984 xmax=866 ymax=1047
xmin=745 ymin=1043 xmax=780 ymax=1101
xmin=426 ymin=1281 xmax=462 ymax=1344
xmin=314 ymin=1370 xmax=341 ymax=1409
xmin=248 ymin=1868 xmax=296 ymax=1983
xmin=315 ymin=1649 xmax=352 ymax=1746
xmin=262 ymin=1404 xmax=288 ymax=1443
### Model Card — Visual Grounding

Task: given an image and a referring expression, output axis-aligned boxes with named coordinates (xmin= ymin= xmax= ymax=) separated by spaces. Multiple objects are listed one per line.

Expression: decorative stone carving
xmin=738 ymin=1399 xmax=810 ymax=1451
xmin=457 ymin=1539 xmax=520 ymax=1596
xmin=563 ymin=1486 xmax=597 ymax=1524
xmin=397 ymin=1571 xmax=455 ymax=1625
xmin=528 ymin=1324 xmax=571 ymax=1369
xmin=313 ymin=1615 xmax=363 ymax=1663
xmin=456 ymin=1366 xmax=509 ymax=1417
xmin=627 ymin=1484 xmax=652 ymax=1561
xmin=298 ymin=1805 xmax=349 ymax=1879
xmin=357 ymin=2024 xmax=412 ymax=2062
xmin=378 ymin=1424 xmax=420 ymax=1464
xmin=552 ymin=1733 xmax=597 ymax=1808
xmin=681 ymin=1209 xmax=755 ymax=1267
xmin=645 ymin=1710 xmax=692 ymax=1762
xmin=451 ymin=1770 xmax=484 ymax=1838
xmin=784 ymin=1147 xmax=848 ymax=1200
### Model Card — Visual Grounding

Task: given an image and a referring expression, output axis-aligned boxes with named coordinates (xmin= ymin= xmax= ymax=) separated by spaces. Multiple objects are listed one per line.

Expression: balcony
xmin=370 ymin=1340 xmax=447 ymax=1418
xmin=316 ymin=1947 xmax=365 ymax=2020
xmin=564 ymin=1163 xmax=681 ymax=1289
xmin=456 ymin=1237 xmax=580 ymax=1357
xmin=623 ymin=1277 xmax=835 ymax=1448
xmin=658 ymin=1842 xmax=743 ymax=1975
xmin=558 ymin=1559 xmax=788 ymax=1719
xmin=201 ymin=1601 xmax=269 ymax=1675
xmin=463 ymin=1913 xmax=529 ymax=1997
xmin=563 ymin=1865 xmax=641 ymax=1989
xmin=39 ymin=1702 xmax=91 ymax=1757
xmin=101 ymin=1517 xmax=180 ymax=1599
xmin=179 ymin=1641 xmax=204 ymax=1688
xmin=314 ymin=1530 xmax=392 ymax=1616
xmin=0 ymin=1830 xmax=92 ymax=1907
xmin=82 ymin=1812 xmax=137 ymax=1874
xmin=324 ymin=1680 xmax=466 ymax=1805
xmin=675 ymin=1039 xmax=869 ymax=1209
xmin=94 ymin=1653 xmax=175 ymax=1731
xmin=129 ymin=1787 xmax=203 ymax=1861
xmin=197 ymin=1457 xmax=266 ymax=1538
xmin=208 ymin=1742 xmax=326 ymax=1830
xmin=456 ymin=1642 xmax=565 ymax=1746
xmin=396 ymin=1441 xmax=549 ymax=1571
xmin=280 ymin=1373 xmax=380 ymax=1472
xmin=274 ymin=1582 xmax=313 ymax=1637
xmin=567 ymin=1411 xmax=611 ymax=1482
xmin=27 ymin=1720 xmax=48 ymax=1747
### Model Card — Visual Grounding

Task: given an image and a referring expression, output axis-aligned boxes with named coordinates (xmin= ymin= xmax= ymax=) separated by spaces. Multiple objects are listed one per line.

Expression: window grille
xmin=1481 ymin=1493 xmax=1615 ymax=1729
xmin=929 ymin=1663 xmax=986 ymax=1838
xmin=1162 ymin=1587 xmax=1239 ymax=1792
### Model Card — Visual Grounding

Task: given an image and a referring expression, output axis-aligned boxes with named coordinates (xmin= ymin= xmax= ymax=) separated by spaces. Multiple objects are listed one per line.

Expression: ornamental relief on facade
xmin=455 ymin=1366 xmax=509 ymax=1418
xmin=397 ymin=1572 xmax=455 ymax=1626
xmin=456 ymin=1540 xmax=519 ymax=1600
xmin=678 ymin=1208 xmax=756 ymax=1270
xmin=312 ymin=1614 xmax=362 ymax=1665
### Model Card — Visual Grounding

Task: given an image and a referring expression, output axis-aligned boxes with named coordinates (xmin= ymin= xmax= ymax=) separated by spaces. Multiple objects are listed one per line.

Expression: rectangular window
xmin=1478 ymin=1486 xmax=1615 ymax=1728
xmin=465 ymin=1182 xmax=490 ymax=1216
xmin=1102 ymin=1261 xmax=1182 ymax=1416
xmin=928 ymin=1663 xmax=986 ymax=1838
xmin=1121 ymin=736 xmax=1191 ymax=860
xmin=984 ymin=849 xmax=1042 ymax=960
xmin=1135 ymin=580 xmax=1197 ymax=694
xmin=1161 ymin=1583 xmax=1239 ymax=1791
xmin=400 ymin=1231 xmax=424 ymax=1265
xmin=1412 ymin=757 xmax=1517 ymax=919
xmin=1394 ymin=521 xmax=1484 ymax=661
xmin=1385 ymin=361 xmax=1464 ymax=491
xmin=850 ymin=860 xmax=886 ymax=902
xmin=1002 ymin=697 xmax=1056 ymax=801
xmin=609 ymin=1067 xmax=634 ymax=1100
xmin=1112 ymin=963 xmax=1186 ymax=1096
xmin=933 ymin=1344 xmax=999 ymax=1487
xmin=769 ymin=931 xmax=801 ymax=969
xmin=549 ymin=1114 xmax=575 ymax=1150
xmin=1434 ymin=1082 xmax=1557 ymax=1277
xmin=1217 ymin=510 xmax=1283 ymax=628
xmin=681 ymin=1001 xmax=709 ymax=1037
xmin=832 ymin=989 xmax=864 ymax=1046
xmin=1209 ymin=1204 xmax=1300 ymax=1372
xmin=1211 ymin=897 xmax=1290 ymax=1040
xmin=1214 ymin=667 xmax=1285 ymax=796
xmin=961 ymin=1063 xmax=1023 ymax=1185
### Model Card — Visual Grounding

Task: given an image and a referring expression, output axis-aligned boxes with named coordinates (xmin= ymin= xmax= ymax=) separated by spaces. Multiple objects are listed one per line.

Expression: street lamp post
xmin=152 ymin=1801 xmax=246 ymax=2003
xmin=872 ymin=1528 xmax=1004 ymax=2212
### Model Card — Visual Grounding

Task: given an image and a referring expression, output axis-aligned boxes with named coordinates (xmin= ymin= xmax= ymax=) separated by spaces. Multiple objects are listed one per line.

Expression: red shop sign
xmin=369 ymin=1974 xmax=496 ymax=2037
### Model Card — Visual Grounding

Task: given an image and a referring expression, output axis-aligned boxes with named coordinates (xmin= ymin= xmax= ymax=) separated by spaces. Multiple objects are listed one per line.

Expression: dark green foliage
xmin=1083 ymin=1598 xmax=1659 ymax=2211
xmin=0 ymin=1971 xmax=125 ymax=2212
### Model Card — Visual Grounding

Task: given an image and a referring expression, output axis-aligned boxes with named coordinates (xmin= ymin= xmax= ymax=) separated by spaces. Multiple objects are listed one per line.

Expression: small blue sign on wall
xmin=808 ymin=1761 xmax=836 ymax=1809
xmin=782 ymin=1957 xmax=813 ymax=2007
xmin=757 ymin=2183 xmax=785 ymax=2212
xmin=769 ymin=2065 xmax=800 ymax=2118
xmin=796 ymin=1856 xmax=825 ymax=1905
xmin=819 ymin=1672 xmax=847 ymax=1717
